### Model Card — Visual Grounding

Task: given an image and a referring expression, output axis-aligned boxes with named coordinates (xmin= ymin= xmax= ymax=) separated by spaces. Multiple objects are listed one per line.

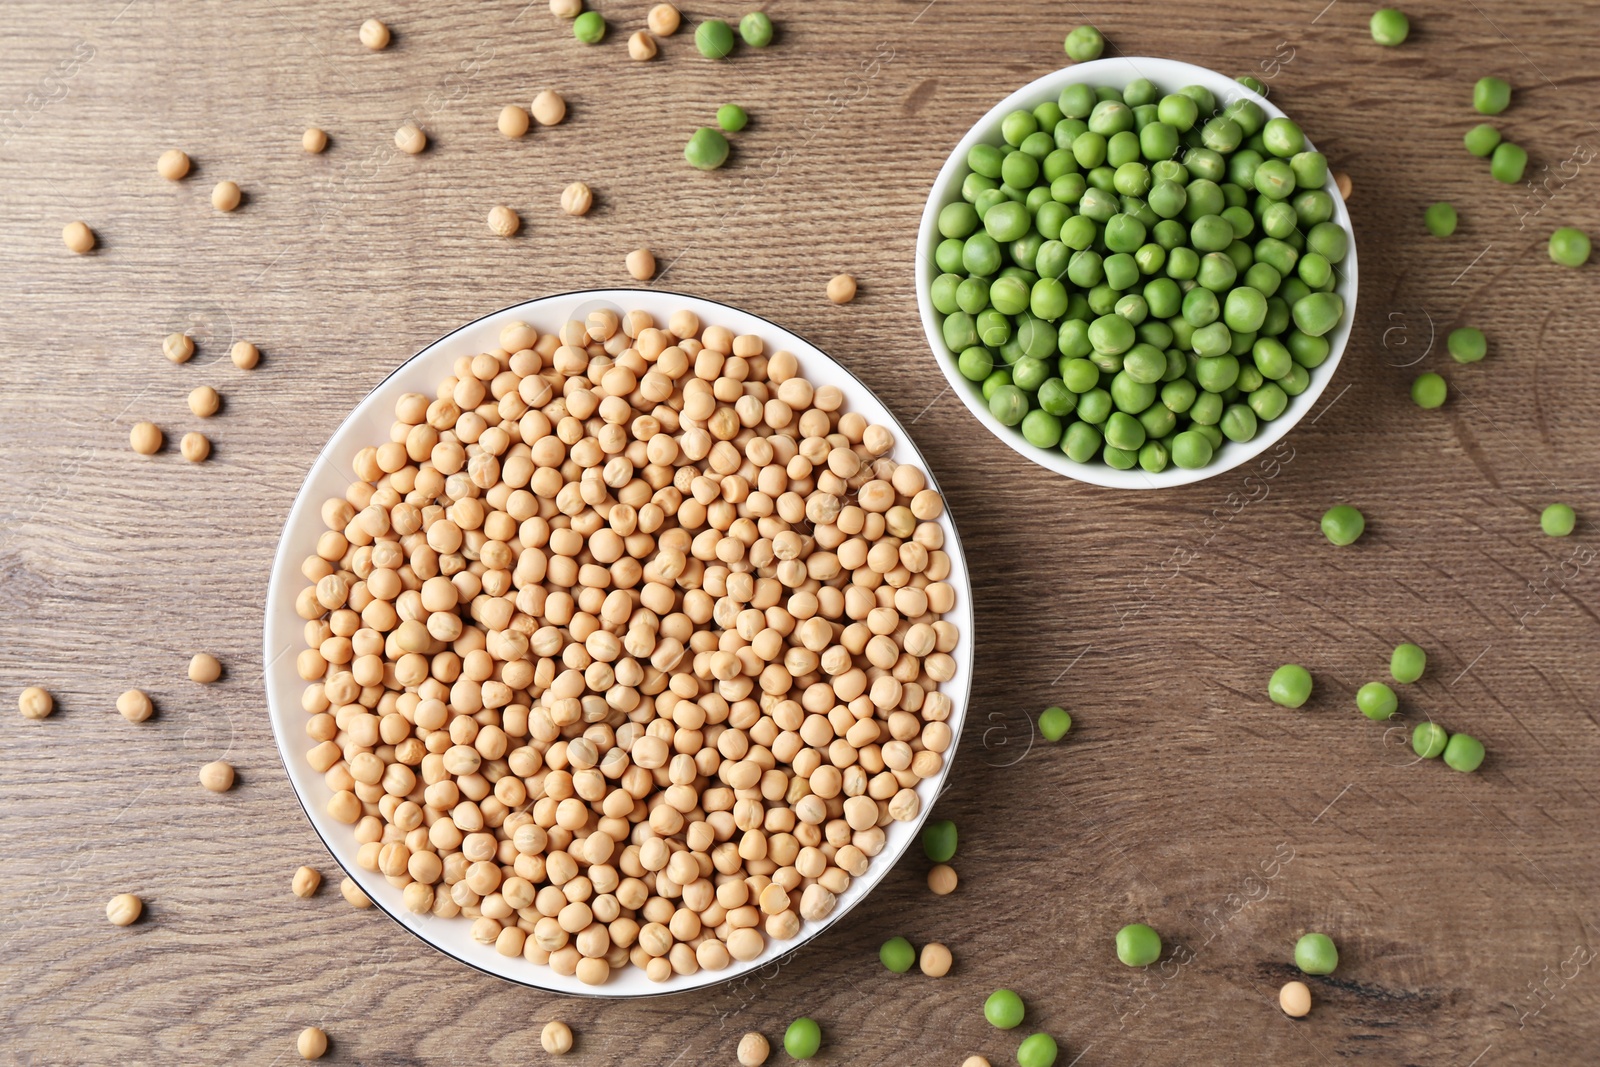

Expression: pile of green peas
xmin=930 ymin=78 xmax=1349 ymax=472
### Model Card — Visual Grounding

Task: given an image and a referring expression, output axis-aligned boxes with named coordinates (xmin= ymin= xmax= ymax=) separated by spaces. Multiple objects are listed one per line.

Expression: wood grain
xmin=3 ymin=1 xmax=1599 ymax=1064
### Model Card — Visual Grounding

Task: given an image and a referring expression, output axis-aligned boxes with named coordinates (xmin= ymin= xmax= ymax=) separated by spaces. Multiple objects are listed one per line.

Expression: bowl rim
xmin=263 ymin=288 xmax=974 ymax=997
xmin=915 ymin=56 xmax=1359 ymax=489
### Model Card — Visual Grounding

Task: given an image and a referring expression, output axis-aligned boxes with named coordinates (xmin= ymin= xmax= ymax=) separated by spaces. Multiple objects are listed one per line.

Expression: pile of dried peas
xmin=293 ymin=306 xmax=961 ymax=984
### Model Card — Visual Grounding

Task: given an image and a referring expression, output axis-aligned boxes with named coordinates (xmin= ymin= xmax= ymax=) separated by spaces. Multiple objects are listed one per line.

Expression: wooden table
xmin=3 ymin=1 xmax=1597 ymax=1063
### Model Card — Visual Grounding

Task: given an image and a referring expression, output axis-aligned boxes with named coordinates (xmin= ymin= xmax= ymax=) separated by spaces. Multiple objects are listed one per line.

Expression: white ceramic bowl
xmin=264 ymin=289 xmax=973 ymax=996
xmin=916 ymin=57 xmax=1358 ymax=489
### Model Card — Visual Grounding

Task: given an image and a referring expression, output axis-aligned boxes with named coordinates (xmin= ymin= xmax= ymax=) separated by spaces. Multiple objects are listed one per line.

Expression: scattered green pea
xmin=880 ymin=936 xmax=915 ymax=973
xmin=739 ymin=11 xmax=773 ymax=47
xmin=1411 ymin=372 xmax=1447 ymax=409
xmin=1549 ymin=227 xmax=1591 ymax=267
xmin=1063 ymin=25 xmax=1104 ymax=62
xmin=1390 ymin=643 xmax=1427 ymax=684
xmin=1447 ymin=326 xmax=1486 ymax=364
xmin=1463 ymin=123 xmax=1502 ymax=158
xmin=716 ymin=104 xmax=749 ymax=132
xmin=1040 ymin=706 xmax=1072 ymax=741
xmin=1411 ymin=721 xmax=1449 ymax=759
xmin=1491 ymin=141 xmax=1527 ymax=183
xmin=984 ymin=989 xmax=1026 ymax=1030
xmin=1237 ymin=74 xmax=1267 ymax=95
xmin=695 ymin=18 xmax=736 ymax=59
xmin=1541 ymin=503 xmax=1576 ymax=537
xmin=922 ymin=819 xmax=958 ymax=864
xmin=1369 ymin=8 xmax=1410 ymax=45
xmin=573 ymin=10 xmax=606 ymax=43
xmin=1116 ymin=923 xmax=1162 ymax=967
xmin=1443 ymin=732 xmax=1485 ymax=772
xmin=1473 ymin=76 xmax=1511 ymax=115
xmin=1424 ymin=202 xmax=1457 ymax=237
xmin=1356 ymin=681 xmax=1398 ymax=721
xmin=1294 ymin=933 xmax=1338 ymax=975
xmin=784 ymin=1018 xmax=822 ymax=1059
xmin=684 ymin=127 xmax=730 ymax=171
xmin=1269 ymin=664 xmax=1313 ymax=709
xmin=1321 ymin=505 xmax=1365 ymax=546
xmin=1018 ymin=1033 xmax=1060 ymax=1067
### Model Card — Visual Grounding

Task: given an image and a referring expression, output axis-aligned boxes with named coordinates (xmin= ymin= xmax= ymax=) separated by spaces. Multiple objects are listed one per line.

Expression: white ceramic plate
xmin=264 ymin=289 xmax=973 ymax=996
xmin=916 ymin=57 xmax=1359 ymax=489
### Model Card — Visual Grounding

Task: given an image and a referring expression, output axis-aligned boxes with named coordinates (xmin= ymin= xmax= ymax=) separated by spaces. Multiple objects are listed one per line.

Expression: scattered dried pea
xmin=63 ymin=220 xmax=95 ymax=253
xmin=297 ymin=1027 xmax=328 ymax=1060
xmin=487 ymin=205 xmax=521 ymax=237
xmin=117 ymin=689 xmax=153 ymax=723
xmin=340 ymin=877 xmax=372 ymax=909
xmin=628 ymin=31 xmax=658 ymax=60
xmin=157 ymin=149 xmax=191 ymax=180
xmin=189 ymin=386 xmax=220 ymax=418
xmin=625 ymin=247 xmax=656 ymax=280
xmin=531 ymin=89 xmax=566 ymax=125
xmin=928 ymin=863 xmax=959 ymax=895
xmin=560 ymin=181 xmax=594 ymax=215
xmin=359 ymin=18 xmax=390 ymax=50
xmin=181 ymin=431 xmax=211 ymax=463
xmin=541 ymin=1021 xmax=573 ymax=1055
xmin=394 ymin=124 xmax=426 ymax=154
xmin=1334 ymin=170 xmax=1352 ymax=199
xmin=962 ymin=1058 xmax=992 ymax=1067
xmin=18 ymin=686 xmax=53 ymax=720
xmin=200 ymin=760 xmax=235 ymax=792
xmin=648 ymin=3 xmax=681 ymax=35
xmin=736 ymin=1032 xmax=769 ymax=1066
xmin=549 ymin=0 xmax=582 ymax=15
xmin=303 ymin=128 xmax=328 ymax=153
xmin=129 ymin=422 xmax=163 ymax=455
xmin=1279 ymin=980 xmax=1312 ymax=1017
xmin=919 ymin=942 xmax=953 ymax=977
xmin=498 ymin=104 xmax=530 ymax=138
xmin=188 ymin=653 xmax=222 ymax=683
xmin=164 ymin=332 xmax=195 ymax=363
xmin=212 ymin=180 xmax=241 ymax=212
xmin=230 ymin=341 xmax=260 ymax=369
xmin=292 ymin=866 xmax=323 ymax=898
xmin=106 ymin=893 xmax=142 ymax=926
xmin=826 ymin=273 xmax=856 ymax=304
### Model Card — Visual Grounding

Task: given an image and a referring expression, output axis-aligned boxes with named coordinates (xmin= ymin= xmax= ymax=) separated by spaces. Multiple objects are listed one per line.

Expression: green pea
xmin=1103 ymin=411 xmax=1146 ymax=450
xmin=739 ymin=11 xmax=774 ymax=47
xmin=1161 ymin=378 xmax=1197 ymax=413
xmin=1001 ymin=109 xmax=1039 ymax=147
xmin=880 ymin=936 xmax=915 ymax=973
xmin=1075 ymin=387 xmax=1112 ymax=424
xmin=1291 ymin=292 xmax=1343 ymax=337
xmin=1291 ymin=150 xmax=1328 ymax=189
xmin=1034 ymin=101 xmax=1065 ymax=130
xmin=1280 ymin=362 xmax=1310 ymax=395
xmin=984 ymin=988 xmax=1026 ymax=1029
xmin=1063 ymin=420 xmax=1103 ymax=462
xmin=1018 ymin=1034 xmax=1059 ymax=1067
xmin=1179 ymin=83 xmax=1216 ymax=116
xmin=1424 ymin=201 xmax=1457 ymax=237
xmin=1001 ymin=149 xmax=1040 ymax=189
xmin=956 ymin=277 xmax=990 ymax=315
xmin=694 ymin=19 xmax=735 ymax=58
xmin=1443 ymin=733 xmax=1486 ymax=772
xmin=1357 ymin=681 xmax=1398 ymax=721
xmin=1473 ymin=76 xmax=1511 ymax=115
xmin=1024 ymin=404 xmax=1062 ymax=447
xmin=988 ymin=384 xmax=1031 ymax=427
xmin=1541 ymin=503 xmax=1577 ymax=537
xmin=573 ymin=10 xmax=606 ymax=42
xmin=937 ymin=202 xmax=978 ymax=240
xmin=1287 ymin=329 xmax=1328 ymax=367
xmin=1116 ymin=923 xmax=1162 ymax=967
xmin=1370 ymin=8 xmax=1409 ymax=45
xmin=1223 ymin=98 xmax=1266 ymax=136
xmin=1321 ymin=504 xmax=1365 ymax=546
xmin=1389 ymin=643 xmax=1427 ymax=684
xmin=1411 ymin=722 xmax=1449 ymax=759
xmin=1059 ymin=83 xmax=1097 ymax=118
xmin=716 ymin=104 xmax=750 ymax=133
xmin=1057 ymin=320 xmax=1092 ymax=360
xmin=684 ymin=127 xmax=730 ymax=170
xmin=1549 ymin=227 xmax=1591 ymax=267
xmin=784 ymin=1018 xmax=822 ymax=1059
xmin=934 ymin=238 xmax=965 ymax=275
xmin=1200 ymin=116 xmax=1243 ymax=153
xmin=1410 ymin=372 xmax=1447 ymax=409
xmin=1297 ymin=252 xmax=1332 ymax=290
xmin=1170 ymin=429 xmax=1213 ymax=469
xmin=1491 ymin=141 xmax=1527 ymax=183
xmin=1138 ymin=438 xmax=1170 ymax=472
xmin=1269 ymin=664 xmax=1313 ymax=708
xmin=989 ymin=274 xmax=1029 ymax=317
xmin=1220 ymin=403 xmax=1257 ymax=442
xmin=1306 ymin=221 xmax=1348 ymax=262
xmin=956 ymin=346 xmax=993 ymax=382
xmin=968 ymin=143 xmax=1004 ymax=178
xmin=1064 ymin=24 xmax=1104 ymax=62
xmin=1247 ymin=383 xmax=1287 ymax=420
xmin=1037 ymin=378 xmax=1075 ymax=416
xmin=1157 ymin=93 xmax=1199 ymax=131
xmin=1030 ymin=278 xmax=1068 ymax=320
xmin=1039 ymin=706 xmax=1072 ymax=741
xmin=1012 ymin=356 xmax=1050 ymax=393
xmin=1447 ymin=326 xmax=1486 ymax=364
xmin=1196 ymin=253 xmax=1237 ymax=293
xmin=1464 ymin=123 xmax=1501 ymax=157
xmin=982 ymin=369 xmax=1012 ymax=401
xmin=1062 ymin=357 xmax=1099 ymax=393
xmin=1294 ymin=933 xmax=1339 ymax=975
xmin=963 ymin=234 xmax=1002 ymax=276
xmin=1191 ymin=323 xmax=1232 ymax=358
